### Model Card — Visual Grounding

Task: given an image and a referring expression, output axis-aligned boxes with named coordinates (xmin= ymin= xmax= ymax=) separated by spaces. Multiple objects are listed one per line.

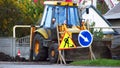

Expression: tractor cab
xmin=40 ymin=1 xmax=81 ymax=29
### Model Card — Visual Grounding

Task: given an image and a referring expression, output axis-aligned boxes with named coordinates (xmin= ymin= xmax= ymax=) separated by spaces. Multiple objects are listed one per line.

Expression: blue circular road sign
xmin=78 ymin=30 xmax=93 ymax=47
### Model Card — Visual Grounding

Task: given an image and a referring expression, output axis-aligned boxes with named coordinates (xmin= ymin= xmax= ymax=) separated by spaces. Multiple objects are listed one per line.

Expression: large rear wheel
xmin=32 ymin=34 xmax=48 ymax=61
xmin=48 ymin=43 xmax=58 ymax=63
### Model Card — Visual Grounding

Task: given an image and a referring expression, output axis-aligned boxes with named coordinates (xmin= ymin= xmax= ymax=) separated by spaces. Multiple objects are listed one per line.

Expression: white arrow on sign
xmin=79 ymin=34 xmax=89 ymax=42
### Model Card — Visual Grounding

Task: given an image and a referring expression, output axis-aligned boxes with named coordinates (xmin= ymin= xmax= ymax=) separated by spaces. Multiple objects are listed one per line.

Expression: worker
xmin=51 ymin=17 xmax=56 ymax=28
xmin=81 ymin=20 xmax=87 ymax=30
xmin=51 ymin=18 xmax=57 ymax=41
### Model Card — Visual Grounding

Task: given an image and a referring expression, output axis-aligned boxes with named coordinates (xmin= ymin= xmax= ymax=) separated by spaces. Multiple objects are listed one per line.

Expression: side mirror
xmin=86 ymin=8 xmax=89 ymax=14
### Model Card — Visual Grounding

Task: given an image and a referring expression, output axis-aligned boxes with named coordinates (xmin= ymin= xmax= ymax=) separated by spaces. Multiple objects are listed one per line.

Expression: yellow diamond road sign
xmin=58 ymin=32 xmax=76 ymax=50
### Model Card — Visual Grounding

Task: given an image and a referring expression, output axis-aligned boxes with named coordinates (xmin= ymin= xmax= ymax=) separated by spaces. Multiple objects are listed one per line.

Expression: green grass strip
xmin=70 ymin=59 xmax=120 ymax=66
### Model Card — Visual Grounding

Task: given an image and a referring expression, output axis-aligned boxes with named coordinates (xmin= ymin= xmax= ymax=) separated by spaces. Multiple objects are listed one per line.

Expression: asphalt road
xmin=0 ymin=62 xmax=119 ymax=68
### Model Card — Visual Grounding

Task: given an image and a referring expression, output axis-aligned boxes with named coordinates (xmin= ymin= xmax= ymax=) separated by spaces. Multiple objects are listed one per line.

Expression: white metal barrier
xmin=90 ymin=26 xmax=120 ymax=29
xmin=13 ymin=25 xmax=39 ymax=59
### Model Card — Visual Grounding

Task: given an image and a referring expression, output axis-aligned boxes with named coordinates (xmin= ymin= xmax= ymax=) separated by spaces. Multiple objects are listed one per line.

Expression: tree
xmin=18 ymin=0 xmax=44 ymax=24
xmin=0 ymin=0 xmax=23 ymax=37
xmin=97 ymin=0 xmax=109 ymax=14
xmin=0 ymin=0 xmax=44 ymax=37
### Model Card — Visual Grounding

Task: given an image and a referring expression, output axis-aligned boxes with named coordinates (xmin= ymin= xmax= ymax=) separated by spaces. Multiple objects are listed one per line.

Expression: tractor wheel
xmin=48 ymin=43 xmax=58 ymax=63
xmin=32 ymin=34 xmax=48 ymax=61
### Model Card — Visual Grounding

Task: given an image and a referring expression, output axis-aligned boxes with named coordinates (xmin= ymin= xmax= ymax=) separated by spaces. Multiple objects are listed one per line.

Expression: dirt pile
xmin=0 ymin=52 xmax=13 ymax=61
xmin=0 ymin=52 xmax=27 ymax=61
xmin=14 ymin=55 xmax=27 ymax=62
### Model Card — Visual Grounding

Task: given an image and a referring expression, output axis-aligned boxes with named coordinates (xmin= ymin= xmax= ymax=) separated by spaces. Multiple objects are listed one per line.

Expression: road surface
xmin=0 ymin=62 xmax=119 ymax=68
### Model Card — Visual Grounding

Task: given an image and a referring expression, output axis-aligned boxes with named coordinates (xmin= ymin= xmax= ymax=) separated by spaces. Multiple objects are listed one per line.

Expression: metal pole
xmin=13 ymin=25 xmax=39 ymax=38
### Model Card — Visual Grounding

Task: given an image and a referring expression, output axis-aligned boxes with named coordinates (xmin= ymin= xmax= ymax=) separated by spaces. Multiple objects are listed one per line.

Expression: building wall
xmin=0 ymin=38 xmax=16 ymax=57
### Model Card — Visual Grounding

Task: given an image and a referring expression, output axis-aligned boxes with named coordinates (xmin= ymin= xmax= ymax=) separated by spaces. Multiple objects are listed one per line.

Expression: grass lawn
xmin=70 ymin=59 xmax=120 ymax=67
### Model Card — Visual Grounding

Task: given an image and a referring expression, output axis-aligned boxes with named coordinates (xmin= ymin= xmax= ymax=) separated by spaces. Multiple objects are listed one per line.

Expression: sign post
xmin=78 ymin=30 xmax=96 ymax=60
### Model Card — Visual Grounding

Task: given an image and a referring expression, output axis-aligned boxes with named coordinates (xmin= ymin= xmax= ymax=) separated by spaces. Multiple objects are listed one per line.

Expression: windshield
xmin=40 ymin=5 xmax=81 ymax=28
